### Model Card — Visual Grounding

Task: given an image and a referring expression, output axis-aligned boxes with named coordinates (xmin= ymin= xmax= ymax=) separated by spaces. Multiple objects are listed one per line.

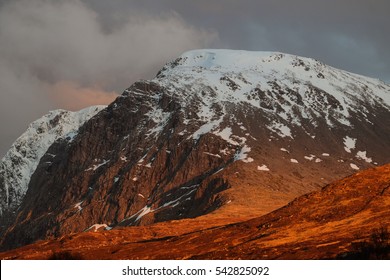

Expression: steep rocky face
xmin=1 ymin=49 xmax=389 ymax=250
xmin=0 ymin=106 xmax=105 ymax=229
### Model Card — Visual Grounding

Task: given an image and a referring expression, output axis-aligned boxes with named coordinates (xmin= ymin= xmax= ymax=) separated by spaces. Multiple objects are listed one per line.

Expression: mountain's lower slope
xmin=1 ymin=50 xmax=389 ymax=251
xmin=1 ymin=164 xmax=389 ymax=260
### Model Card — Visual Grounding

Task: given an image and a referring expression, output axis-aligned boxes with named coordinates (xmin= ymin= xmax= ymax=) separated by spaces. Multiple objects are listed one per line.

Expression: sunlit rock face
xmin=1 ymin=49 xmax=389 ymax=251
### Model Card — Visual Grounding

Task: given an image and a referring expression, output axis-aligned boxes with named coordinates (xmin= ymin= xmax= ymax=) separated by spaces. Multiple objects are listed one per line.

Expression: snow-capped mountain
xmin=155 ymin=49 xmax=389 ymax=135
xmin=1 ymin=50 xmax=389 ymax=250
xmin=0 ymin=106 xmax=105 ymax=218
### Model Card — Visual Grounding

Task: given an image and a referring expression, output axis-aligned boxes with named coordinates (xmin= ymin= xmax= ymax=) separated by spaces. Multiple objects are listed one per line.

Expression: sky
xmin=0 ymin=0 xmax=389 ymax=157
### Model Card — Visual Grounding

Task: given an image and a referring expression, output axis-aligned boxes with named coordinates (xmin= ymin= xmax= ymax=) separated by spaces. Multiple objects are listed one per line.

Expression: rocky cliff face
xmin=1 ymin=49 xmax=389 ymax=250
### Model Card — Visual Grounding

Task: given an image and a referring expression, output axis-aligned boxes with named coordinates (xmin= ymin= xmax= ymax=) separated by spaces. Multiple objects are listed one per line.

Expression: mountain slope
xmin=1 ymin=49 xmax=389 ymax=250
xmin=0 ymin=106 xmax=105 ymax=221
xmin=1 ymin=163 xmax=389 ymax=260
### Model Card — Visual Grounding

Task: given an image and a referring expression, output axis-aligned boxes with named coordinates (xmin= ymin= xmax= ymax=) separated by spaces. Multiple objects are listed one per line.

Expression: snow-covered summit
xmin=0 ymin=105 xmax=105 ymax=217
xmin=157 ymin=49 xmax=389 ymax=105
xmin=153 ymin=49 xmax=389 ymax=132
xmin=168 ymin=49 xmax=278 ymax=70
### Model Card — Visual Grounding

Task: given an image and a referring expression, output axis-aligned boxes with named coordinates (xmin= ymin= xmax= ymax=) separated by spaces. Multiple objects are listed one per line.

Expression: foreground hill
xmin=1 ymin=164 xmax=389 ymax=259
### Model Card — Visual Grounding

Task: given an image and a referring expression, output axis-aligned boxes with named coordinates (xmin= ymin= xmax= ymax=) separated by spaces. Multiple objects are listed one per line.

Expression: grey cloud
xmin=85 ymin=0 xmax=389 ymax=81
xmin=0 ymin=0 xmax=218 ymax=156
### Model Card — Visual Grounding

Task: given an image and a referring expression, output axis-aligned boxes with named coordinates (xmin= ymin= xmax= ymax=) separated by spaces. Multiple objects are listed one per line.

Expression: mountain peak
xmin=170 ymin=49 xmax=281 ymax=69
xmin=1 ymin=50 xmax=389 ymax=251
xmin=0 ymin=105 xmax=105 ymax=218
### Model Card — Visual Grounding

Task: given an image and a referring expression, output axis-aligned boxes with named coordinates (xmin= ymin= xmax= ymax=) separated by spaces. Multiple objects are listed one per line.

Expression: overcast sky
xmin=1 ymin=0 xmax=389 ymax=157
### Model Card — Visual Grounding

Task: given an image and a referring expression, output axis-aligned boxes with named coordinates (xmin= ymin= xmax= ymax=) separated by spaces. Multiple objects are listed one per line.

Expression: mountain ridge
xmin=0 ymin=106 xmax=105 ymax=223
xmin=0 ymin=49 xmax=389 ymax=251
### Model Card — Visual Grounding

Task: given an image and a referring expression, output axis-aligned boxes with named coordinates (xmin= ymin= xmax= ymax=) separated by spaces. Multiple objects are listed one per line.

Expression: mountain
xmin=0 ymin=106 xmax=105 ymax=226
xmin=1 ymin=49 xmax=389 ymax=251
xmin=1 ymin=163 xmax=389 ymax=260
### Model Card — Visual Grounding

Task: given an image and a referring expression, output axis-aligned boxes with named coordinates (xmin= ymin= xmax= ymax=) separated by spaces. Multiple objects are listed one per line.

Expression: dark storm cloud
xmin=1 ymin=0 xmax=389 ymax=156
xmin=84 ymin=0 xmax=390 ymax=80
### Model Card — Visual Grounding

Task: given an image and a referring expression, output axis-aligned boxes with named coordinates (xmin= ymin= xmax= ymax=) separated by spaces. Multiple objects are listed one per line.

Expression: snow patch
xmin=86 ymin=224 xmax=108 ymax=232
xmin=356 ymin=151 xmax=373 ymax=163
xmin=304 ymin=155 xmax=316 ymax=161
xmin=85 ymin=159 xmax=110 ymax=171
xmin=135 ymin=206 xmax=152 ymax=221
xmin=343 ymin=136 xmax=356 ymax=153
xmin=290 ymin=158 xmax=299 ymax=163
xmin=192 ymin=117 xmax=223 ymax=140
xmin=203 ymin=152 xmax=222 ymax=158
xmin=257 ymin=165 xmax=270 ymax=171
xmin=74 ymin=201 xmax=83 ymax=211
xmin=268 ymin=122 xmax=293 ymax=138
xmin=213 ymin=126 xmax=247 ymax=146
xmin=350 ymin=163 xmax=359 ymax=170
xmin=235 ymin=145 xmax=253 ymax=162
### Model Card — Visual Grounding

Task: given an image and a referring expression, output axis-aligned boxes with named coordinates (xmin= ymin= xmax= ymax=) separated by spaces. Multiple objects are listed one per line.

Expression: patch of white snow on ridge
xmin=304 ymin=155 xmax=316 ymax=161
xmin=213 ymin=126 xmax=248 ymax=146
xmin=322 ymin=153 xmax=330 ymax=156
xmin=350 ymin=163 xmax=360 ymax=170
xmin=235 ymin=145 xmax=253 ymax=162
xmin=356 ymin=151 xmax=373 ymax=163
xmin=74 ymin=201 xmax=83 ymax=211
xmin=268 ymin=122 xmax=293 ymax=138
xmin=86 ymin=224 xmax=108 ymax=232
xmin=203 ymin=152 xmax=222 ymax=158
xmin=290 ymin=159 xmax=299 ymax=163
xmin=135 ymin=206 xmax=152 ymax=221
xmin=280 ymin=148 xmax=289 ymax=152
xmin=343 ymin=136 xmax=356 ymax=153
xmin=220 ymin=148 xmax=230 ymax=155
xmin=145 ymin=108 xmax=171 ymax=137
xmin=257 ymin=165 xmax=270 ymax=171
xmin=214 ymin=127 xmax=235 ymax=144
xmin=85 ymin=159 xmax=110 ymax=171
xmin=192 ymin=117 xmax=223 ymax=140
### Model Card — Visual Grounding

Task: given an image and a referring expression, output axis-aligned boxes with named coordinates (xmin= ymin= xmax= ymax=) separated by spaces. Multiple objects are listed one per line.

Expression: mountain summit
xmin=1 ymin=49 xmax=389 ymax=250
